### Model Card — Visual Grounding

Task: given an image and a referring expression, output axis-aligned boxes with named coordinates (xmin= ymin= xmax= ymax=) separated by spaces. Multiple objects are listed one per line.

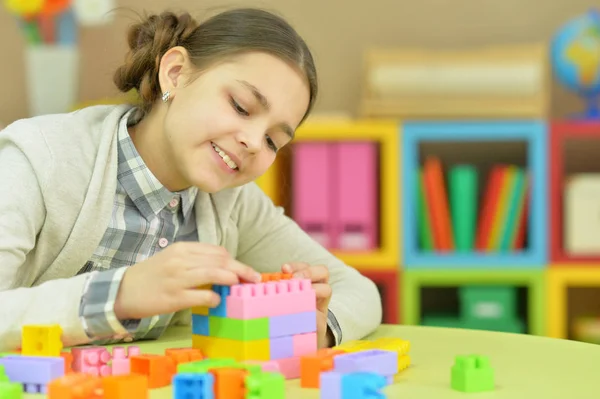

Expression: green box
xmin=460 ymin=285 xmax=517 ymax=323
xmin=209 ymin=316 xmax=269 ymax=341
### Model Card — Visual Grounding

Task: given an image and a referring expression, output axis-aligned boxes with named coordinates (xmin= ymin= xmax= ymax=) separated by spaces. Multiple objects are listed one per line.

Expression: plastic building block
xmin=0 ymin=364 xmax=8 ymax=382
xmin=260 ymin=272 xmax=292 ymax=282
xmin=269 ymin=311 xmax=317 ymax=338
xmin=192 ymin=314 xmax=210 ymax=336
xmin=165 ymin=348 xmax=203 ymax=367
xmin=333 ymin=340 xmax=374 ymax=353
xmin=269 ymin=336 xmax=294 ymax=360
xmin=60 ymin=352 xmax=73 ymax=374
xmin=173 ymin=373 xmax=214 ymax=399
xmin=226 ymin=279 xmax=316 ymax=319
xmin=272 ymin=357 xmax=301 ymax=379
xmin=0 ymin=381 xmax=23 ymax=399
xmin=210 ymin=367 xmax=248 ymax=399
xmin=71 ymin=347 xmax=111 ymax=376
xmin=192 ymin=335 xmax=270 ymax=362
xmin=341 ymin=372 xmax=387 ymax=399
xmin=292 ymin=332 xmax=317 ymax=357
xmin=129 ymin=354 xmax=175 ymax=389
xmin=243 ymin=360 xmax=281 ymax=373
xmin=21 ymin=324 xmax=63 ymax=357
xmin=334 ymin=350 xmax=397 ymax=377
xmin=0 ymin=356 xmax=64 ymax=394
xmin=336 ymin=142 xmax=378 ymax=250
xmin=451 ymin=355 xmax=494 ymax=392
xmin=178 ymin=358 xmax=237 ymax=374
xmin=102 ymin=374 xmax=149 ymax=399
xmin=47 ymin=373 xmax=103 ymax=399
xmin=209 ymin=315 xmax=269 ymax=341
xmin=300 ymin=349 xmax=346 ymax=388
xmin=111 ymin=346 xmax=140 ymax=376
xmin=245 ymin=371 xmax=285 ymax=399
xmin=209 ymin=285 xmax=231 ymax=317
xmin=320 ymin=371 xmax=342 ymax=399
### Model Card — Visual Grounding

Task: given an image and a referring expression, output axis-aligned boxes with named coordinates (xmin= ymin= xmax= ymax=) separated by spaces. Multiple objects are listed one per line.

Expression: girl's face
xmin=159 ymin=50 xmax=310 ymax=193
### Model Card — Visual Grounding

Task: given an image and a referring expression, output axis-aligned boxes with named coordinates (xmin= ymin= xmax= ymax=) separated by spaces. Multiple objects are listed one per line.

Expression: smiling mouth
xmin=211 ymin=143 xmax=239 ymax=170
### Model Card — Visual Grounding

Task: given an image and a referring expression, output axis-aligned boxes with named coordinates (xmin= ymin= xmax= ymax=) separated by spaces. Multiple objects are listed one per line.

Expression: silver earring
xmin=162 ymin=91 xmax=171 ymax=103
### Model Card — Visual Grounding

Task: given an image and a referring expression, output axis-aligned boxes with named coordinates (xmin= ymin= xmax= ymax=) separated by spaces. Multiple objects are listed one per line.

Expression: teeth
xmin=212 ymin=143 xmax=238 ymax=170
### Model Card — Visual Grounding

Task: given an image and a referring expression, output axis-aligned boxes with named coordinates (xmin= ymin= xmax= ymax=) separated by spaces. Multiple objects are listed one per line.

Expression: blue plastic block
xmin=401 ymin=120 xmax=548 ymax=269
xmin=341 ymin=372 xmax=387 ymax=398
xmin=320 ymin=371 xmax=343 ymax=399
xmin=192 ymin=314 xmax=209 ymax=336
xmin=173 ymin=373 xmax=214 ymax=399
xmin=209 ymin=285 xmax=230 ymax=316
xmin=334 ymin=350 xmax=397 ymax=376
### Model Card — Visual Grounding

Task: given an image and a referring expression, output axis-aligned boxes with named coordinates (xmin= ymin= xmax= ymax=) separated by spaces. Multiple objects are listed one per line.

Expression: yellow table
xmin=28 ymin=324 xmax=600 ymax=398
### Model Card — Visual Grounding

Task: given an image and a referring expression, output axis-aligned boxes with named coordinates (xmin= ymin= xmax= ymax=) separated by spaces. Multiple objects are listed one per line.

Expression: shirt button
xmin=158 ymin=238 xmax=169 ymax=248
xmin=169 ymin=198 xmax=179 ymax=208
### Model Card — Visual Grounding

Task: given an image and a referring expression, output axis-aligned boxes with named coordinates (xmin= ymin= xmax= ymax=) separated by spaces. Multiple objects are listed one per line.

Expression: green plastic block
xmin=245 ymin=372 xmax=285 ymax=399
xmin=0 ymin=365 xmax=8 ymax=382
xmin=0 ymin=381 xmax=23 ymax=398
xmin=0 ymin=353 xmax=15 ymax=358
xmin=177 ymin=358 xmax=237 ymax=373
xmin=451 ymin=355 xmax=494 ymax=392
xmin=209 ymin=316 xmax=269 ymax=341
xmin=227 ymin=363 xmax=263 ymax=375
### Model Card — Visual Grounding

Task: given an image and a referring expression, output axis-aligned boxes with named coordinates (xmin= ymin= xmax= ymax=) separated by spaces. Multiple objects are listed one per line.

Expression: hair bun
xmin=113 ymin=11 xmax=198 ymax=110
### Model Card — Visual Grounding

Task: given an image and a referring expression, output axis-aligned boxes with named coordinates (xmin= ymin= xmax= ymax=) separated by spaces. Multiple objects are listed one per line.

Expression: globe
xmin=551 ymin=9 xmax=600 ymax=119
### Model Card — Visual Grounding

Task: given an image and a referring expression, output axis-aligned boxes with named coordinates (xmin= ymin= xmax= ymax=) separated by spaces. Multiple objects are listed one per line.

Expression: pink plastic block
xmin=111 ymin=345 xmax=141 ymax=376
xmin=335 ymin=142 xmax=378 ymax=250
xmin=243 ymin=360 xmax=281 ymax=373
xmin=292 ymin=332 xmax=317 ymax=357
xmin=272 ymin=357 xmax=301 ymax=379
xmin=71 ymin=347 xmax=111 ymax=376
xmin=226 ymin=279 xmax=316 ymax=319
xmin=292 ymin=143 xmax=335 ymax=248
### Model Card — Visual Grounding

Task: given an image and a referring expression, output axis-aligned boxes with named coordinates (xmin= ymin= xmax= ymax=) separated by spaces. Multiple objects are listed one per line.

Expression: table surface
xmin=27 ymin=324 xmax=600 ymax=398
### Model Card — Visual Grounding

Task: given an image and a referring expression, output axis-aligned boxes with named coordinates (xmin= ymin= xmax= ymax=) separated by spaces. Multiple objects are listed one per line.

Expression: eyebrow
xmin=237 ymin=80 xmax=295 ymax=139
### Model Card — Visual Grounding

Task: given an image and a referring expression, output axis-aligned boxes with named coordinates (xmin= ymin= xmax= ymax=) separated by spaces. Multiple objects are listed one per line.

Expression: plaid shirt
xmin=77 ymin=110 xmax=342 ymax=346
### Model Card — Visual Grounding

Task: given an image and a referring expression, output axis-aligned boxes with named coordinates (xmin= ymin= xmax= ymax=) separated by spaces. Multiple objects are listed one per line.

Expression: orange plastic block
xmin=102 ymin=374 xmax=148 ymax=399
xmin=164 ymin=348 xmax=204 ymax=366
xmin=260 ymin=272 xmax=293 ymax=282
xmin=61 ymin=352 xmax=74 ymax=374
xmin=129 ymin=354 xmax=175 ymax=388
xmin=300 ymin=348 xmax=346 ymax=388
xmin=210 ymin=367 xmax=248 ymax=399
xmin=47 ymin=373 xmax=103 ymax=399
xmin=21 ymin=324 xmax=63 ymax=357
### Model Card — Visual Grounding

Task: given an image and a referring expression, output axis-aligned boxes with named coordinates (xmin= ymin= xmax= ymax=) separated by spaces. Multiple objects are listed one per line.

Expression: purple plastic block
xmin=320 ymin=371 xmax=342 ymax=399
xmin=269 ymin=311 xmax=317 ymax=338
xmin=269 ymin=336 xmax=294 ymax=360
xmin=334 ymin=350 xmax=397 ymax=376
xmin=0 ymin=356 xmax=64 ymax=392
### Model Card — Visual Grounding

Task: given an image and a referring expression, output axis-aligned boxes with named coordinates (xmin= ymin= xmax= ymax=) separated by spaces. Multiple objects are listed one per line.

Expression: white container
xmin=564 ymin=173 xmax=600 ymax=255
xmin=25 ymin=45 xmax=79 ymax=116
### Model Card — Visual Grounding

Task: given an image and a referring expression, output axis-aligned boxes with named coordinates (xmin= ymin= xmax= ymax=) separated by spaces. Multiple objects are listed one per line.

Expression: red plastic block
xmin=47 ymin=373 xmax=103 ymax=399
xmin=129 ymin=354 xmax=175 ymax=388
xmin=226 ymin=279 xmax=316 ymax=319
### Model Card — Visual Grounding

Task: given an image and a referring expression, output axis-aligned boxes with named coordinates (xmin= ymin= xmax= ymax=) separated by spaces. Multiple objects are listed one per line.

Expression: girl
xmin=0 ymin=8 xmax=381 ymax=351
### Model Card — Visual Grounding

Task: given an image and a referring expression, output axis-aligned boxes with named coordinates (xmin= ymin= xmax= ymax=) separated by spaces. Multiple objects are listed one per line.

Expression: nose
xmin=236 ymin=129 xmax=262 ymax=154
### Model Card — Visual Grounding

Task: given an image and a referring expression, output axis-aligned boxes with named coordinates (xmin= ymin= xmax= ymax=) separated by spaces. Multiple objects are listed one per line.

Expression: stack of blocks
xmin=191 ymin=272 xmax=318 ymax=377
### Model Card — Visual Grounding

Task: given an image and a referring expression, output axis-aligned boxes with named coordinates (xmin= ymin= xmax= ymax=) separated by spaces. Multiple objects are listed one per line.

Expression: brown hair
xmin=113 ymin=8 xmax=317 ymax=122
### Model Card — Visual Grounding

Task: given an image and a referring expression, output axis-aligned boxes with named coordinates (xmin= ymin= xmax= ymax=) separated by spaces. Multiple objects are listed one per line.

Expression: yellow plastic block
xmin=371 ymin=337 xmax=410 ymax=355
xmin=192 ymin=285 xmax=213 ymax=316
xmin=333 ymin=340 xmax=373 ymax=353
xmin=21 ymin=325 xmax=63 ymax=357
xmin=397 ymin=354 xmax=411 ymax=372
xmin=192 ymin=335 xmax=270 ymax=362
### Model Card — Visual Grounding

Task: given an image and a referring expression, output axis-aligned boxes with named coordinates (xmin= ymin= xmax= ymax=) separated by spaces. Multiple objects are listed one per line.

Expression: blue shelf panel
xmin=401 ymin=120 xmax=548 ymax=269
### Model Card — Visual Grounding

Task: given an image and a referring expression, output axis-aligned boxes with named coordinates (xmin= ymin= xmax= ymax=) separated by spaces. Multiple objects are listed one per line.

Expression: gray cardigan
xmin=0 ymin=105 xmax=382 ymax=350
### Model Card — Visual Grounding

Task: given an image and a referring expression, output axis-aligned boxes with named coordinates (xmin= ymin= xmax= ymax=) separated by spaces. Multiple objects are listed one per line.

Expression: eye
xmin=230 ymin=97 xmax=249 ymax=116
xmin=266 ymin=135 xmax=278 ymax=152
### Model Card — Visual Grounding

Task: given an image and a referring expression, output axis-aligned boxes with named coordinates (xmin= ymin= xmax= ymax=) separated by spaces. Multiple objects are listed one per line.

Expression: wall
xmin=0 ymin=0 xmax=596 ymax=124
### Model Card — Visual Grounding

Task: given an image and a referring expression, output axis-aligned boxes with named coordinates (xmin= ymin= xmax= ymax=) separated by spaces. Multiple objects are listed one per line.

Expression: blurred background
xmin=1 ymin=0 xmax=600 ymax=344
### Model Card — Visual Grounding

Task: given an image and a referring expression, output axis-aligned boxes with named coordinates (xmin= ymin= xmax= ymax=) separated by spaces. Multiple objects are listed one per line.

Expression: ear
xmin=157 ymin=46 xmax=192 ymax=97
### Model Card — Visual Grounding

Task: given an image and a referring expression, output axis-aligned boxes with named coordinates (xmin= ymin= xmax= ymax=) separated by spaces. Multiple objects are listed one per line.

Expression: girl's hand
xmin=282 ymin=262 xmax=334 ymax=348
xmin=114 ymin=242 xmax=262 ymax=320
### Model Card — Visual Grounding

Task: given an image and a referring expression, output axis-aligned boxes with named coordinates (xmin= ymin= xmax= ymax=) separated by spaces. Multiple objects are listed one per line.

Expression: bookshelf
xmin=402 ymin=121 xmax=548 ymax=268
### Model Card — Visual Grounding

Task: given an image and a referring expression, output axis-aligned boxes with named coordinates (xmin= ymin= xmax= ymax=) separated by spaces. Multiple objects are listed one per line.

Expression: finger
xmin=293 ymin=265 xmax=329 ymax=283
xmin=182 ymin=287 xmax=221 ymax=309
xmin=183 ymin=265 xmax=241 ymax=288
xmin=281 ymin=262 xmax=309 ymax=274
xmin=223 ymin=259 xmax=262 ymax=283
xmin=313 ymin=283 xmax=332 ymax=314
